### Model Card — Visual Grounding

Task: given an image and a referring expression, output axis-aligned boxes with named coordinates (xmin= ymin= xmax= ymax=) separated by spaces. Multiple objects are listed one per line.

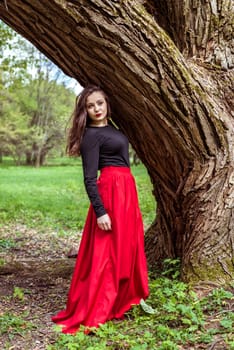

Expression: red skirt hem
xmin=53 ymin=296 xmax=147 ymax=334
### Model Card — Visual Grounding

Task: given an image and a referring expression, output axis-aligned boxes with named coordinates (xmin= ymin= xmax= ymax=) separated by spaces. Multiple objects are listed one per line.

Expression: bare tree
xmin=0 ymin=0 xmax=233 ymax=284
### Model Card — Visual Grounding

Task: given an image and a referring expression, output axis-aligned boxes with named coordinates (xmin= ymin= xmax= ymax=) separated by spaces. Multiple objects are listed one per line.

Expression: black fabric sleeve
xmin=80 ymin=133 xmax=107 ymax=218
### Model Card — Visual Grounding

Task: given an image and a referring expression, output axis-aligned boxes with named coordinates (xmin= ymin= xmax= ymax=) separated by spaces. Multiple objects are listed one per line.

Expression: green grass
xmin=0 ymin=159 xmax=155 ymax=232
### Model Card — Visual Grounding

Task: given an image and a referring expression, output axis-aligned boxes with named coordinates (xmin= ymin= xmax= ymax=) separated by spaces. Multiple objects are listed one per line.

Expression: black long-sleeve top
xmin=80 ymin=124 xmax=130 ymax=218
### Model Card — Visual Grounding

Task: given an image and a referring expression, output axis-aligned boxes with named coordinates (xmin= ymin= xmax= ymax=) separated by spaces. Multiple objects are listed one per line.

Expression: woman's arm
xmin=81 ymin=133 xmax=106 ymax=217
xmin=80 ymin=131 xmax=111 ymax=230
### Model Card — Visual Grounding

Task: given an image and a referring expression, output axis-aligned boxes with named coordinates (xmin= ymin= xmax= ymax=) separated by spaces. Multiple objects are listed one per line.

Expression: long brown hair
xmin=67 ymin=85 xmax=111 ymax=156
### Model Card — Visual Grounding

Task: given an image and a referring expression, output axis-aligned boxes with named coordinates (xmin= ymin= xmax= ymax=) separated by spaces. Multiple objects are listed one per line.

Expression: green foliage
xmin=0 ymin=22 xmax=14 ymax=53
xmin=47 ymin=260 xmax=233 ymax=350
xmin=0 ymin=23 xmax=76 ymax=166
xmin=0 ymin=238 xmax=16 ymax=250
xmin=13 ymin=287 xmax=25 ymax=301
xmin=202 ymin=288 xmax=233 ymax=309
xmin=0 ymin=312 xmax=33 ymax=338
xmin=161 ymin=258 xmax=181 ymax=279
xmin=0 ymin=258 xmax=5 ymax=266
xmin=0 ymin=73 xmax=75 ymax=165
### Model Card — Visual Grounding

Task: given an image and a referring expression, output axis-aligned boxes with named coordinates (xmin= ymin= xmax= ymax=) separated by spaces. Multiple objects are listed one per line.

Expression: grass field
xmin=0 ymin=158 xmax=156 ymax=232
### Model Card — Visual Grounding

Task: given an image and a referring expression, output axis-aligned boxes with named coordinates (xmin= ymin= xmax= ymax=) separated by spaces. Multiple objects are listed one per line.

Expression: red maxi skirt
xmin=52 ymin=166 xmax=149 ymax=334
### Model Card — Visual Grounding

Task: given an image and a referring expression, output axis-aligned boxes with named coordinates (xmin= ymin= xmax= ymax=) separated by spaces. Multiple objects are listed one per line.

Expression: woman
xmin=52 ymin=85 xmax=149 ymax=334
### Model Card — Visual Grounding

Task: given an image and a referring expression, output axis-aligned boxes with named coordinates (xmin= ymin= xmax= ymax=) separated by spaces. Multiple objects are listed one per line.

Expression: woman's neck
xmin=89 ymin=121 xmax=108 ymax=127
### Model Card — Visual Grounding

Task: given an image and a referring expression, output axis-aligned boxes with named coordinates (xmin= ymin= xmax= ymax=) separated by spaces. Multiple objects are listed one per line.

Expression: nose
xmin=94 ymin=103 xmax=99 ymax=112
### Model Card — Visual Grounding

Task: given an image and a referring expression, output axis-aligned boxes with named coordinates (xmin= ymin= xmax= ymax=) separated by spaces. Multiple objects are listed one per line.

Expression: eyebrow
xmin=86 ymin=99 xmax=104 ymax=106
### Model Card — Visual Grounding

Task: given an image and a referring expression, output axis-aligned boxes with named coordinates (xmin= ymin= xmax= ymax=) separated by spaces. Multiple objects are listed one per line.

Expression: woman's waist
xmin=100 ymin=166 xmax=131 ymax=175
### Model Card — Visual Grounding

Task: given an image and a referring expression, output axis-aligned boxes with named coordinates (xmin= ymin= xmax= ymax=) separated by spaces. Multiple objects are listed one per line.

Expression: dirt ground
xmin=0 ymin=223 xmax=79 ymax=350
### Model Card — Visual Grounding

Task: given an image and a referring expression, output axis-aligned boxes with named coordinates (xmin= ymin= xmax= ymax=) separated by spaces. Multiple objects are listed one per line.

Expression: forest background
xmin=0 ymin=21 xmax=81 ymax=167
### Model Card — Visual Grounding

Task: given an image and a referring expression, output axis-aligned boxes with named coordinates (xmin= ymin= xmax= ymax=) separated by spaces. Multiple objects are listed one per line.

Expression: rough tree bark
xmin=0 ymin=0 xmax=233 ymax=284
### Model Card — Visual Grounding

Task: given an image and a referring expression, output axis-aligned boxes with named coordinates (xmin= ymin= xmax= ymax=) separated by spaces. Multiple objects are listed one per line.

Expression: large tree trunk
xmin=0 ymin=0 xmax=233 ymax=284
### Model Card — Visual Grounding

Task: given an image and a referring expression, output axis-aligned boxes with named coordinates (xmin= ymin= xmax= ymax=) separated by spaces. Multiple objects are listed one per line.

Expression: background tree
xmin=0 ymin=0 xmax=233 ymax=284
xmin=0 ymin=23 xmax=76 ymax=166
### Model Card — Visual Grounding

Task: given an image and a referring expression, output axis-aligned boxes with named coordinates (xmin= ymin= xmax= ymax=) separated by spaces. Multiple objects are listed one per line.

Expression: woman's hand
xmin=97 ymin=214 xmax=112 ymax=231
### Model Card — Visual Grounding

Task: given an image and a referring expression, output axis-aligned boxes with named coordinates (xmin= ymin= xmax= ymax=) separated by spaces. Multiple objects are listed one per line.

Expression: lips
xmin=95 ymin=113 xmax=102 ymax=117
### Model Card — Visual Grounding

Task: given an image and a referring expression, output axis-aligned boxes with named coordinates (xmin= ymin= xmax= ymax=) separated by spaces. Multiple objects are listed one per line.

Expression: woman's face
xmin=86 ymin=91 xmax=108 ymax=127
